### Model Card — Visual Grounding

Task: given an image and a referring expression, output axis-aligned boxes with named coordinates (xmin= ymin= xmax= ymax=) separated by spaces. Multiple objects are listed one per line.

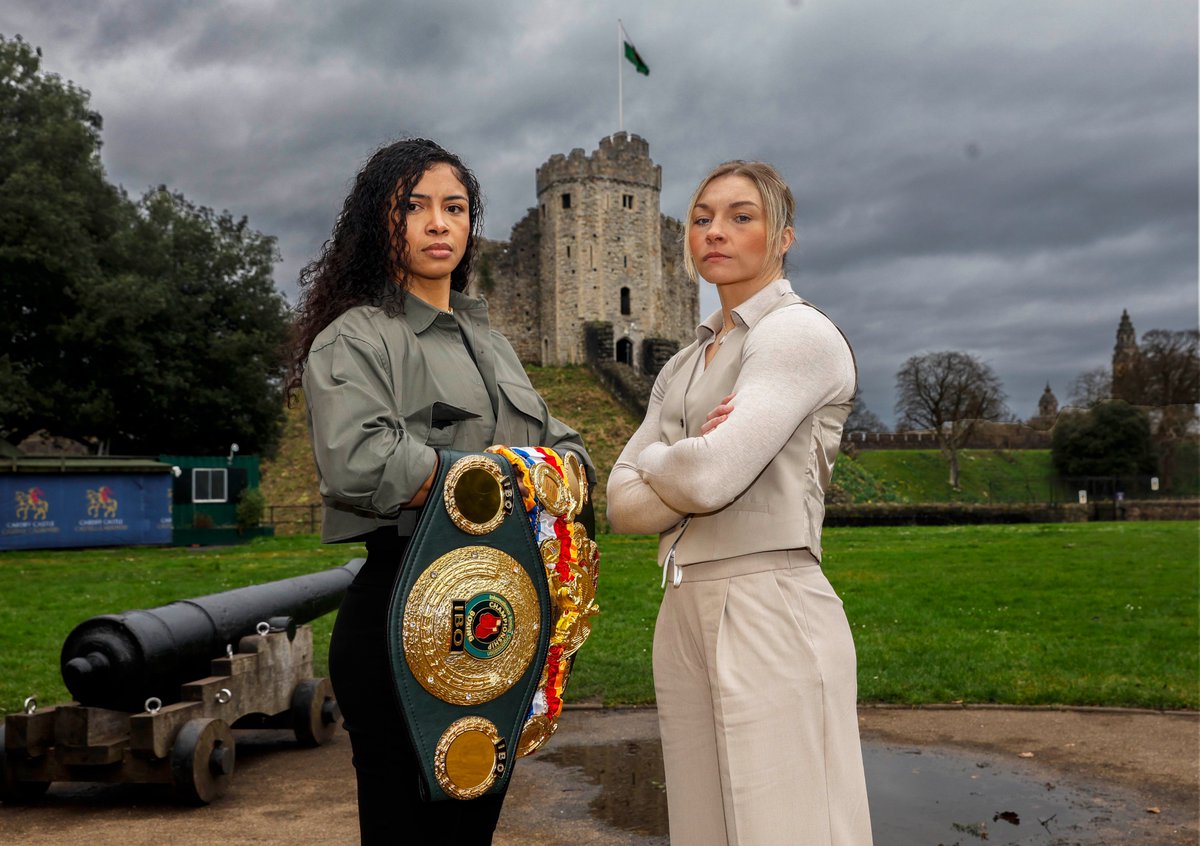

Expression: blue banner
xmin=0 ymin=474 xmax=173 ymax=550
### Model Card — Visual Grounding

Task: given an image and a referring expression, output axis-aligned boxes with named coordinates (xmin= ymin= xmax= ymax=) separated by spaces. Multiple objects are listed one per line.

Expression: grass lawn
xmin=0 ymin=535 xmax=362 ymax=716
xmin=1 ymin=523 xmax=1195 ymax=714
xmin=826 ymin=521 xmax=1198 ymax=708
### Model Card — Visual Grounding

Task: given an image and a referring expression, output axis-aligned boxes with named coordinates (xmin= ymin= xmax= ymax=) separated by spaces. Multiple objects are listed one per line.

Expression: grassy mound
xmin=833 ymin=449 xmax=1057 ymax=504
xmin=261 ymin=367 xmax=641 ymax=531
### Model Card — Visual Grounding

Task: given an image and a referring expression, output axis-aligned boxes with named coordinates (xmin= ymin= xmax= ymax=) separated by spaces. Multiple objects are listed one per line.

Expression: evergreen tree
xmin=1051 ymin=401 xmax=1157 ymax=478
xmin=0 ymin=37 xmax=288 ymax=455
xmin=65 ymin=188 xmax=288 ymax=454
xmin=0 ymin=35 xmax=125 ymax=442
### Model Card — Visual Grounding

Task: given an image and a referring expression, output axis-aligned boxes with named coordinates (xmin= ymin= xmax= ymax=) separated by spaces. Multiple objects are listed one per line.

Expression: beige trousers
xmin=653 ymin=549 xmax=873 ymax=846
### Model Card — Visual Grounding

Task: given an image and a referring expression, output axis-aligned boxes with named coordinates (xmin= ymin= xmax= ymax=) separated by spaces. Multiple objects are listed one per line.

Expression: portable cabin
xmin=0 ymin=456 xmax=173 ymax=550
xmin=161 ymin=453 xmax=272 ymax=545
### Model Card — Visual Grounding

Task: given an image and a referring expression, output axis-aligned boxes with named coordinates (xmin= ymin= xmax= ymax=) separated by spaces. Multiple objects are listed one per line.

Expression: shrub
xmin=236 ymin=487 xmax=266 ymax=530
xmin=1051 ymin=401 xmax=1156 ymax=477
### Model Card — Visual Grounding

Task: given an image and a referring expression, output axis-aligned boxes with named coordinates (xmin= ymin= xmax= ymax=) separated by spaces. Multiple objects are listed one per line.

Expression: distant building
xmin=163 ymin=453 xmax=274 ymax=545
xmin=1111 ymin=309 xmax=1139 ymax=402
xmin=1107 ymin=309 xmax=1200 ymax=440
xmin=469 ymin=133 xmax=699 ymax=375
xmin=1028 ymin=383 xmax=1059 ymax=429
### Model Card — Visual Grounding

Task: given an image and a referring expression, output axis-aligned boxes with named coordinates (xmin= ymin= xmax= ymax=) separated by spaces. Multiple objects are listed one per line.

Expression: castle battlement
xmin=536 ymin=132 xmax=661 ymax=195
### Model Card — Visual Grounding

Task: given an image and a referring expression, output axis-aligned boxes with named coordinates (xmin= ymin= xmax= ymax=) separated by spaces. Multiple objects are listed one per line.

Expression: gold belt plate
xmin=402 ymin=546 xmax=541 ymax=706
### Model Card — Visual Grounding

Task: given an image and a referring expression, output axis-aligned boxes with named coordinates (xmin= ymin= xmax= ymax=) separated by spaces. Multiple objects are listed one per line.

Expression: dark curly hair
xmin=286 ymin=138 xmax=484 ymax=397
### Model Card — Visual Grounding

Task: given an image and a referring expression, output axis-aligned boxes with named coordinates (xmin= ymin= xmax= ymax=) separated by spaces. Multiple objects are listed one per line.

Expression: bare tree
xmin=1136 ymin=329 xmax=1199 ymax=408
xmin=1135 ymin=329 xmax=1199 ymax=488
xmin=894 ymin=351 xmax=1008 ymax=489
xmin=845 ymin=392 xmax=888 ymax=435
xmin=1067 ymin=367 xmax=1112 ymax=409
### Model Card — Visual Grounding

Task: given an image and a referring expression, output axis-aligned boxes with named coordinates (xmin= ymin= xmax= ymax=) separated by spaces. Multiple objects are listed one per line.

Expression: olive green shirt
xmin=303 ymin=288 xmax=593 ymax=543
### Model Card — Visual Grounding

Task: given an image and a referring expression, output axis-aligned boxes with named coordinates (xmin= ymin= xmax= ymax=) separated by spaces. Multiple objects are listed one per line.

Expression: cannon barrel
xmin=60 ymin=558 xmax=364 ymax=711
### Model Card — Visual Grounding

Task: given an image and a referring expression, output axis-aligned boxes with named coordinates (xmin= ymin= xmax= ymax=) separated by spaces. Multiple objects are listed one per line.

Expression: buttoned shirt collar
xmin=695 ymin=279 xmax=797 ymax=342
xmin=401 ymin=287 xmax=488 ymax=334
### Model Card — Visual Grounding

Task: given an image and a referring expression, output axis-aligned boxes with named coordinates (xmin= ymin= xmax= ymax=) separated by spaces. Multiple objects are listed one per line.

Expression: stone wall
xmin=844 ymin=422 xmax=1054 ymax=450
xmin=475 ymin=207 xmax=541 ymax=364
xmin=843 ymin=431 xmax=942 ymax=449
xmin=824 ymin=502 xmax=1090 ymax=526
xmin=641 ymin=338 xmax=680 ymax=377
xmin=659 ymin=215 xmax=699 ymax=345
xmin=583 ymin=321 xmax=614 ymax=362
xmin=1115 ymin=498 xmax=1200 ymax=521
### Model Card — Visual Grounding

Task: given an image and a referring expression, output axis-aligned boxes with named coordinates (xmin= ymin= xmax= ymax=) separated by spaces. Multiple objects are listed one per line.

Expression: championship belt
xmin=386 ymin=446 xmax=599 ymax=802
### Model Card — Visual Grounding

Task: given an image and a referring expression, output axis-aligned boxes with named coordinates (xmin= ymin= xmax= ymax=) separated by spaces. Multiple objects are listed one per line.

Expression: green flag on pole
xmin=622 ymin=30 xmax=649 ymax=75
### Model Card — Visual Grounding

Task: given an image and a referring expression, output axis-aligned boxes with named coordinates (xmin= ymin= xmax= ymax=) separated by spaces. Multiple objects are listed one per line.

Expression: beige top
xmin=303 ymin=288 xmax=592 ymax=543
xmin=606 ymin=279 xmax=855 ymax=563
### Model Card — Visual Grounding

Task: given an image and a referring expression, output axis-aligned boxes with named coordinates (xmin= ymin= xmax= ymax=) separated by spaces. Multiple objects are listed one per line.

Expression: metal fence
xmin=265 ymin=504 xmax=322 ymax=535
xmin=1056 ymin=475 xmax=1177 ymax=503
xmin=937 ymin=474 xmax=1190 ymax=507
xmin=1052 ymin=475 xmax=1188 ymax=521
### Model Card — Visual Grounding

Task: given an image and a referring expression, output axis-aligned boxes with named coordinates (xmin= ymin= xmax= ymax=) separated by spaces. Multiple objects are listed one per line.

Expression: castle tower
xmin=534 ymin=133 xmax=667 ymax=366
xmin=471 ymin=134 xmax=698 ymax=372
xmin=1112 ymin=309 xmax=1139 ymax=402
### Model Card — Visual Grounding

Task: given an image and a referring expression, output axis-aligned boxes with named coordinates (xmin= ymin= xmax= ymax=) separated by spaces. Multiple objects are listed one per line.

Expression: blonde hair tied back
xmin=682 ymin=160 xmax=795 ymax=284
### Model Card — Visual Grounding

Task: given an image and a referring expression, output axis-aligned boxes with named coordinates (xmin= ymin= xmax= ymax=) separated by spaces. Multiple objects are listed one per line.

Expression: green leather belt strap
xmin=385 ymin=449 xmax=552 ymax=802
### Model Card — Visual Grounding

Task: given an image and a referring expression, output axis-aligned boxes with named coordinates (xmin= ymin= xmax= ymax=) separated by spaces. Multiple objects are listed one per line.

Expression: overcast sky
xmin=4 ymin=0 xmax=1196 ymax=425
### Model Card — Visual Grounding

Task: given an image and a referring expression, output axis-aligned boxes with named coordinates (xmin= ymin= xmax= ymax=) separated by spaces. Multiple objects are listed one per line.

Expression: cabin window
xmin=192 ymin=468 xmax=228 ymax=503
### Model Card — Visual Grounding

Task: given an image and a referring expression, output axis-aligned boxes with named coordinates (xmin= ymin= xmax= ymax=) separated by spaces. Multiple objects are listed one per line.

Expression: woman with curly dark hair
xmin=288 ymin=138 xmax=592 ymax=844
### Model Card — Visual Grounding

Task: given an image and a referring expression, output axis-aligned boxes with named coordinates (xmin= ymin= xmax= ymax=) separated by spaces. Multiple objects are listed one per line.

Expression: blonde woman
xmin=607 ymin=161 xmax=872 ymax=845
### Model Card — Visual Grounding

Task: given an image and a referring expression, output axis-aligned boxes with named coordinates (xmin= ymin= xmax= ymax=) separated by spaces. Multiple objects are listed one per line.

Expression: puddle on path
xmin=542 ymin=740 xmax=1144 ymax=844
xmin=865 ymin=744 xmax=1111 ymax=845
xmin=541 ymin=739 xmax=669 ymax=837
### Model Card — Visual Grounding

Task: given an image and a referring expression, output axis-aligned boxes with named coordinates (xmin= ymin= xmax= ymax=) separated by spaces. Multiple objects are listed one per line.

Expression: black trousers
xmin=329 ymin=530 xmax=506 ymax=845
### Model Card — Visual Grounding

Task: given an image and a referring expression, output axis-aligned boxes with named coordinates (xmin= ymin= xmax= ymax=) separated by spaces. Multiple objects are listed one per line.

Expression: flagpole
xmin=617 ymin=19 xmax=624 ymax=133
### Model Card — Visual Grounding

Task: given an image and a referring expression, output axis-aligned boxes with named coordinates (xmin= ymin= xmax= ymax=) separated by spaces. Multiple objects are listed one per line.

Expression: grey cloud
xmin=2 ymin=0 xmax=1194 ymax=427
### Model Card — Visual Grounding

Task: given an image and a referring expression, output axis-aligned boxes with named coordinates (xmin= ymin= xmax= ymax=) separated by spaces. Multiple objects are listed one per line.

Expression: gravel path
xmin=2 ymin=706 xmax=1196 ymax=845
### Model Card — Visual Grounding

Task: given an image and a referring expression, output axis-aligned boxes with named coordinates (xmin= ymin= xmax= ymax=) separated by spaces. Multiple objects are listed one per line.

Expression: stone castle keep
xmin=469 ymin=133 xmax=699 ymax=374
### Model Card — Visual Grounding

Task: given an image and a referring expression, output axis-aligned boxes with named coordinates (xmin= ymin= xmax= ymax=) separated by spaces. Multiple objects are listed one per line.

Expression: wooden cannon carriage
xmin=1 ymin=558 xmax=363 ymax=804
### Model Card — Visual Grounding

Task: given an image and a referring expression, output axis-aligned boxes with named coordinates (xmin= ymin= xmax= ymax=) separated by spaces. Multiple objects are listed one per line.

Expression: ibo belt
xmin=386 ymin=447 xmax=598 ymax=802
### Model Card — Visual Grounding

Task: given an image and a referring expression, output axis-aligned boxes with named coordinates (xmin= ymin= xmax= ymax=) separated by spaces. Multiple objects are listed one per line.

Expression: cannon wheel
xmin=171 ymin=718 xmax=235 ymax=804
xmin=0 ymin=725 xmax=50 ymax=803
xmin=291 ymin=678 xmax=339 ymax=747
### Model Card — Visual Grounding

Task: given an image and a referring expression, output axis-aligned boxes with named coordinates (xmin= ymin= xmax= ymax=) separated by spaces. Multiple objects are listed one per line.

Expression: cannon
xmin=61 ymin=559 xmax=363 ymax=712
xmin=2 ymin=558 xmax=363 ymax=805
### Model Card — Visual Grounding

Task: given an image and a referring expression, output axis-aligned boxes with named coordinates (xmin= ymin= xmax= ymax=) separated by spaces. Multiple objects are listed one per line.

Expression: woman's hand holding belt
xmin=402 ymin=451 xmax=533 ymax=509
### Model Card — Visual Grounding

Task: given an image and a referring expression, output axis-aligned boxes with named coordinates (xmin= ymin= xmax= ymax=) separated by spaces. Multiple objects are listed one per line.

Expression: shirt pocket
xmin=497 ymin=380 xmax=545 ymax=446
xmin=406 ymin=401 xmax=480 ymax=448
